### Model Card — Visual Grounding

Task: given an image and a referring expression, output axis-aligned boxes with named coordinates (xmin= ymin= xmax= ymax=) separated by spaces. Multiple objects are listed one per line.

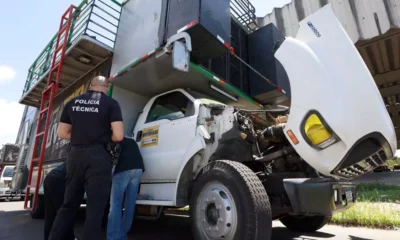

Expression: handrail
xmin=230 ymin=0 xmax=257 ymax=32
xmin=26 ymin=0 xmax=90 ymax=71
xmin=22 ymin=0 xmax=121 ymax=96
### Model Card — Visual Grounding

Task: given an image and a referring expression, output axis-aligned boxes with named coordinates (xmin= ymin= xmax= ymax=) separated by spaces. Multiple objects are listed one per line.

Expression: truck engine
xmin=207 ymin=106 xmax=323 ymax=215
xmin=210 ymin=107 xmax=318 ymax=176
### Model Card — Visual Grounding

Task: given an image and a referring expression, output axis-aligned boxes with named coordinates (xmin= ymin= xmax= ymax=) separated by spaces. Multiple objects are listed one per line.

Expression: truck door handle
xmin=136 ymin=130 xmax=142 ymax=142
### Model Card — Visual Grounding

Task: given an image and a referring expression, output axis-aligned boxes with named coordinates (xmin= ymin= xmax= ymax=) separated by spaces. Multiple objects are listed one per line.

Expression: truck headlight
xmin=302 ymin=111 xmax=339 ymax=149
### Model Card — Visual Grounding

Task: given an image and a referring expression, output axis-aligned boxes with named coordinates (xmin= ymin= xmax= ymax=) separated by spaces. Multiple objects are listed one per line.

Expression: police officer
xmin=49 ymin=76 xmax=124 ymax=240
xmin=43 ymin=162 xmax=75 ymax=240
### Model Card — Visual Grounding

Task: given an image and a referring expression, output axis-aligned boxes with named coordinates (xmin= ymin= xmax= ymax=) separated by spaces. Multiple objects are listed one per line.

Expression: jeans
xmin=49 ymin=146 xmax=112 ymax=240
xmin=107 ymin=169 xmax=143 ymax=240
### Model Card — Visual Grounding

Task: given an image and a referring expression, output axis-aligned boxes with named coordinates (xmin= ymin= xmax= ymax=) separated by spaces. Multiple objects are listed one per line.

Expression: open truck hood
xmin=275 ymin=5 xmax=396 ymax=178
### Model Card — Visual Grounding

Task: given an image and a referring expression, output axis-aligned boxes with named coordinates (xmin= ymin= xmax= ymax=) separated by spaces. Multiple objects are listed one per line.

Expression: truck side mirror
xmin=172 ymin=41 xmax=189 ymax=72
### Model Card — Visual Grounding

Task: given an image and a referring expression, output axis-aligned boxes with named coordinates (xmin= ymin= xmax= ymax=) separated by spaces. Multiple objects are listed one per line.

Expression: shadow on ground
xmin=78 ymin=215 xmax=338 ymax=240
xmin=272 ymin=227 xmax=335 ymax=239
xmin=349 ymin=236 xmax=374 ymax=240
xmin=0 ymin=206 xmax=339 ymax=240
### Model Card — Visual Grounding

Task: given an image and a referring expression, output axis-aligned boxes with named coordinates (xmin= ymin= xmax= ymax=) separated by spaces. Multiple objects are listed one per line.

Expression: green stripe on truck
xmin=189 ymin=63 xmax=263 ymax=109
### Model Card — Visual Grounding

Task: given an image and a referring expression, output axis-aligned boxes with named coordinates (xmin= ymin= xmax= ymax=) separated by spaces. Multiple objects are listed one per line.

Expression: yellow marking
xmin=141 ymin=126 xmax=160 ymax=148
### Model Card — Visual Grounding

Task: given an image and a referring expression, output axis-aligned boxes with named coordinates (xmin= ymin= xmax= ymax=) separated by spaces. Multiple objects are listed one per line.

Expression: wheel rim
xmin=195 ymin=181 xmax=238 ymax=240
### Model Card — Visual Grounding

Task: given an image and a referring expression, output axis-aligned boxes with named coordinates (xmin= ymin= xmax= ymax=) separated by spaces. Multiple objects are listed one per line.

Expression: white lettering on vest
xmin=74 ymin=99 xmax=100 ymax=105
xmin=72 ymin=106 xmax=99 ymax=113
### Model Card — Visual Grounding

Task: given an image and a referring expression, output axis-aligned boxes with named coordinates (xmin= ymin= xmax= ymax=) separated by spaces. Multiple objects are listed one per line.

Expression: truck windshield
xmin=2 ymin=167 xmax=14 ymax=177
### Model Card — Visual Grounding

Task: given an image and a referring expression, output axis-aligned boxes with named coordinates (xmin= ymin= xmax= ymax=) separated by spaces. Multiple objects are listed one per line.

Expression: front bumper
xmin=283 ymin=178 xmax=356 ymax=216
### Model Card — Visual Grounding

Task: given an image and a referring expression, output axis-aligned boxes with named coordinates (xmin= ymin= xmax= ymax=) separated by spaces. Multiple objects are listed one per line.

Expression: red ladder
xmin=24 ymin=5 xmax=77 ymax=210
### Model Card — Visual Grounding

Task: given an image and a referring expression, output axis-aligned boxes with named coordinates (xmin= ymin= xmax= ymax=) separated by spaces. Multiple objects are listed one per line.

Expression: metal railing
xmin=230 ymin=0 xmax=257 ymax=32
xmin=22 ymin=0 xmax=122 ymax=97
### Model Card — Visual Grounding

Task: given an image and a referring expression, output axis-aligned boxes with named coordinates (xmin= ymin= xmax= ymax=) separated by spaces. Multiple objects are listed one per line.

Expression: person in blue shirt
xmin=107 ymin=137 xmax=145 ymax=240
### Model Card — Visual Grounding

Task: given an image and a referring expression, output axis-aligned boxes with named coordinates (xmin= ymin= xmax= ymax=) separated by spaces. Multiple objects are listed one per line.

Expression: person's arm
xmin=58 ymin=123 xmax=72 ymax=140
xmin=110 ymin=101 xmax=124 ymax=142
xmin=111 ymin=122 xmax=124 ymax=142
xmin=58 ymin=102 xmax=72 ymax=140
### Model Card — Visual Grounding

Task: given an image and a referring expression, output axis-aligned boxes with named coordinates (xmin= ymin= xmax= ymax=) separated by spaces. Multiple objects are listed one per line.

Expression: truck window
xmin=2 ymin=166 xmax=14 ymax=178
xmin=146 ymin=92 xmax=194 ymax=123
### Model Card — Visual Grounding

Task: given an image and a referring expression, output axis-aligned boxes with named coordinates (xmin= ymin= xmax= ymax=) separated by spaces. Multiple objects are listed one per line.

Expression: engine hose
xmin=262 ymin=123 xmax=287 ymax=142
xmin=255 ymin=146 xmax=295 ymax=162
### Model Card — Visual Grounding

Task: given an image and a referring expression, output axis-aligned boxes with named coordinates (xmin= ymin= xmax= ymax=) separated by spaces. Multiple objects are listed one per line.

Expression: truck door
xmin=134 ymin=90 xmax=197 ymax=182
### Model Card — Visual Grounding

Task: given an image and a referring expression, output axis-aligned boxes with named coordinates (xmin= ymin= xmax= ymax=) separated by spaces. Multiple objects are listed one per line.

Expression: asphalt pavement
xmin=1 ymin=201 xmax=399 ymax=240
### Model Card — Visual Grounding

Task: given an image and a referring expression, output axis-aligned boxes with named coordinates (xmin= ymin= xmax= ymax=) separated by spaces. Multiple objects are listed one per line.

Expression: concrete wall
xmin=258 ymin=0 xmax=400 ymax=43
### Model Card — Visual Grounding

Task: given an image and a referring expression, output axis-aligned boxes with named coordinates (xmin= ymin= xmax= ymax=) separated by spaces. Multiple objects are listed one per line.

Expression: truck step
xmin=136 ymin=200 xmax=174 ymax=206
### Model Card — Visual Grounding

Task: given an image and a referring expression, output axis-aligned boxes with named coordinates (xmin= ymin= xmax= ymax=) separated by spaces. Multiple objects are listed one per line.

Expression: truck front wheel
xmin=190 ymin=160 xmax=272 ymax=240
xmin=280 ymin=215 xmax=331 ymax=232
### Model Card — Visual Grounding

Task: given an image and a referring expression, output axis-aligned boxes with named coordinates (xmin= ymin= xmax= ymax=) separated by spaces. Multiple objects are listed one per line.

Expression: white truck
xmin=12 ymin=1 xmax=396 ymax=239
xmin=107 ymin=5 xmax=395 ymax=239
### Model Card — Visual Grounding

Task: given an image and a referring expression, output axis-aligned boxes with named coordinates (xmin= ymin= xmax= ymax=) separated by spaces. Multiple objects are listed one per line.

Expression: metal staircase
xmin=24 ymin=5 xmax=76 ymax=211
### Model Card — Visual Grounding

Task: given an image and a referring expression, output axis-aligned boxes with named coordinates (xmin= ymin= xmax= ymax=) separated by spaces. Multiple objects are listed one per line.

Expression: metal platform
xmin=19 ymin=0 xmax=121 ymax=107
xmin=110 ymin=48 xmax=265 ymax=110
xmin=20 ymin=36 xmax=113 ymax=107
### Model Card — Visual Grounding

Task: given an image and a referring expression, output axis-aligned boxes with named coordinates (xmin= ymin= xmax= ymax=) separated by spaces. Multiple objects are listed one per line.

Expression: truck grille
xmin=334 ymin=149 xmax=386 ymax=178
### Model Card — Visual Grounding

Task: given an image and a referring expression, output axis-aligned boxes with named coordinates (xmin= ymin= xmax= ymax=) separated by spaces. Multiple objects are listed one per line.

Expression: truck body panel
xmin=200 ymin=20 xmax=250 ymax=95
xmin=133 ymin=89 xmax=198 ymax=182
xmin=164 ymin=0 xmax=231 ymax=62
xmin=111 ymin=0 xmax=232 ymax=72
xmin=276 ymin=5 xmax=396 ymax=177
xmin=11 ymin=106 xmax=38 ymax=191
xmin=248 ymin=24 xmax=291 ymax=103
xmin=110 ymin=0 xmax=168 ymax=77
xmin=165 ymin=0 xmax=231 ymax=46
xmin=112 ymin=86 xmax=150 ymax=136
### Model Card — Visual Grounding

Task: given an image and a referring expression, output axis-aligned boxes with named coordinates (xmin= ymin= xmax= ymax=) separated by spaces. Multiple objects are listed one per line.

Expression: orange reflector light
xmin=287 ymin=130 xmax=299 ymax=145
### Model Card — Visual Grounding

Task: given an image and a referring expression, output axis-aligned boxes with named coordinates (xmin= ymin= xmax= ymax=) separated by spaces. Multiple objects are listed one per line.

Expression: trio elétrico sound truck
xmin=11 ymin=1 xmax=396 ymax=239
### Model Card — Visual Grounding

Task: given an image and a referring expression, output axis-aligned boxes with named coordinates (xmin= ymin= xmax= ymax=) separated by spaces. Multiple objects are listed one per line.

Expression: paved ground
xmin=1 ymin=201 xmax=399 ymax=240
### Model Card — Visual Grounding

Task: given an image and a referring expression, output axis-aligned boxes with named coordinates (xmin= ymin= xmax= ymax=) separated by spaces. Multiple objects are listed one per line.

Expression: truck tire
xmin=280 ymin=215 xmax=331 ymax=232
xmin=190 ymin=160 xmax=272 ymax=240
xmin=30 ymin=194 xmax=45 ymax=219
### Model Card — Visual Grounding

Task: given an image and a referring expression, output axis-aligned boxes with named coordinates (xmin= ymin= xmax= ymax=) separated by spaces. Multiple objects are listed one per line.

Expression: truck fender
xmin=174 ymin=135 xmax=206 ymax=207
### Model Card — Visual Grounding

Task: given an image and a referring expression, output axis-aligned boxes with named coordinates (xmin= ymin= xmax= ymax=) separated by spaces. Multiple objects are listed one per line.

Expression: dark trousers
xmin=44 ymin=174 xmax=75 ymax=240
xmin=49 ymin=146 xmax=112 ymax=240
